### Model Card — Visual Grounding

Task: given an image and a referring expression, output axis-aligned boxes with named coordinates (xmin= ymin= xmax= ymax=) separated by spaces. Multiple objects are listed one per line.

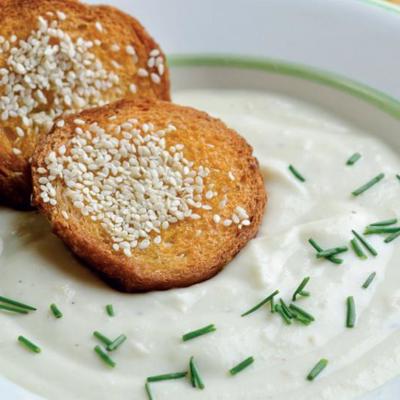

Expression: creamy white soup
xmin=0 ymin=90 xmax=399 ymax=400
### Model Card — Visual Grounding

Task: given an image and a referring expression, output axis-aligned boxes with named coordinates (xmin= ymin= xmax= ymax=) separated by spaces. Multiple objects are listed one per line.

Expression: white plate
xmin=2 ymin=0 xmax=400 ymax=398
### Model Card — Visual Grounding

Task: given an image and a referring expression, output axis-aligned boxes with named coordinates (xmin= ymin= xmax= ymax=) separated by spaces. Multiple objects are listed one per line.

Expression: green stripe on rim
xmin=168 ymin=55 xmax=400 ymax=120
xmin=360 ymin=0 xmax=400 ymax=14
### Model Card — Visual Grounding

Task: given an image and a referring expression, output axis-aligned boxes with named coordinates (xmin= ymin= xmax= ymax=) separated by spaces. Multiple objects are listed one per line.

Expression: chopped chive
xmin=229 ymin=356 xmax=254 ymax=376
xmin=18 ymin=336 xmax=41 ymax=353
xmin=350 ymin=239 xmax=367 ymax=259
xmin=189 ymin=357 xmax=205 ymax=389
xmin=291 ymin=311 xmax=312 ymax=326
xmin=93 ymin=331 xmax=113 ymax=347
xmin=300 ymin=290 xmax=310 ymax=297
xmin=107 ymin=334 xmax=127 ymax=351
xmin=384 ymin=230 xmax=400 ymax=243
xmin=241 ymin=289 xmax=279 ymax=317
xmin=288 ymin=165 xmax=306 ymax=182
xmin=292 ymin=277 xmax=310 ymax=301
xmin=270 ymin=295 xmax=275 ymax=313
xmin=279 ymin=299 xmax=293 ymax=319
xmin=145 ymin=382 xmax=154 ymax=400
xmin=289 ymin=304 xmax=315 ymax=322
xmin=346 ymin=152 xmax=361 ymax=166
xmin=0 ymin=295 xmax=36 ymax=311
xmin=352 ymin=230 xmax=377 ymax=256
xmin=308 ymin=239 xmax=343 ymax=264
xmin=396 ymin=174 xmax=400 ymax=181
xmin=346 ymin=296 xmax=356 ymax=328
xmin=362 ymin=272 xmax=376 ymax=289
xmin=364 ymin=226 xmax=400 ymax=235
xmin=316 ymin=246 xmax=348 ymax=258
xmin=94 ymin=345 xmax=116 ymax=367
xmin=50 ymin=304 xmax=63 ymax=319
xmin=369 ymin=218 xmax=397 ymax=227
xmin=307 ymin=359 xmax=328 ymax=381
xmin=0 ymin=303 xmax=29 ymax=314
xmin=274 ymin=304 xmax=292 ymax=325
xmin=147 ymin=372 xmax=187 ymax=382
xmin=182 ymin=324 xmax=216 ymax=342
xmin=106 ymin=304 xmax=115 ymax=317
xmin=352 ymin=173 xmax=385 ymax=196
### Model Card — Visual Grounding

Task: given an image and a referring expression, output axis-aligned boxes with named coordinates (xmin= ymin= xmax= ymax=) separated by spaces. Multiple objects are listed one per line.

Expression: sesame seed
xmin=129 ymin=84 xmax=137 ymax=93
xmin=242 ymin=219 xmax=251 ymax=226
xmin=74 ymin=119 xmax=85 ymax=125
xmin=137 ymin=68 xmax=149 ymax=78
xmin=16 ymin=127 xmax=25 ymax=138
xmin=150 ymin=73 xmax=161 ymax=84
xmin=95 ymin=21 xmax=103 ymax=32
xmin=61 ymin=210 xmax=69 ymax=220
xmin=223 ymin=219 xmax=232 ymax=227
xmin=56 ymin=11 xmax=67 ymax=21
xmin=213 ymin=214 xmax=221 ymax=224
xmin=150 ymin=49 xmax=160 ymax=57
xmin=228 ymin=171 xmax=235 ymax=181
xmin=205 ymin=191 xmax=214 ymax=200
xmin=56 ymin=120 xmax=65 ymax=128
xmin=12 ymin=148 xmax=22 ymax=155
xmin=126 ymin=45 xmax=136 ymax=55
xmin=111 ymin=44 xmax=120 ymax=52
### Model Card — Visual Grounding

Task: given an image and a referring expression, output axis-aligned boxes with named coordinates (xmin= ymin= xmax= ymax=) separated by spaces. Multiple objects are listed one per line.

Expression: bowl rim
xmin=169 ymin=54 xmax=400 ymax=120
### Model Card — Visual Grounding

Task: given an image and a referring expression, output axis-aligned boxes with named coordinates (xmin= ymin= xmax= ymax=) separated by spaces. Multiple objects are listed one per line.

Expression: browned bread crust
xmin=0 ymin=0 xmax=170 ymax=209
xmin=32 ymin=99 xmax=266 ymax=292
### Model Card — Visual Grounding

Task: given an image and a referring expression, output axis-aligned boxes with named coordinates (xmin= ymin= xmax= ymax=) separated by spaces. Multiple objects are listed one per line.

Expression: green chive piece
xmin=308 ymin=239 xmax=343 ymax=264
xmin=307 ymin=359 xmax=328 ymax=381
xmin=352 ymin=173 xmax=385 ymax=196
xmin=384 ymin=230 xmax=400 ymax=243
xmin=346 ymin=296 xmax=356 ymax=328
xmin=0 ymin=295 xmax=36 ymax=311
xmin=145 ymin=382 xmax=154 ymax=400
xmin=288 ymin=165 xmax=306 ymax=182
xmin=94 ymin=345 xmax=116 ymax=368
xmin=106 ymin=304 xmax=115 ymax=317
xmin=270 ymin=295 xmax=275 ymax=313
xmin=346 ymin=152 xmax=361 ymax=166
xmin=352 ymin=230 xmax=377 ymax=256
xmin=396 ymin=174 xmax=400 ymax=181
xmin=50 ymin=304 xmax=63 ymax=319
xmin=316 ymin=246 xmax=348 ymax=258
xmin=291 ymin=311 xmax=312 ymax=326
xmin=147 ymin=372 xmax=187 ymax=382
xmin=362 ymin=272 xmax=376 ymax=289
xmin=0 ymin=303 xmax=29 ymax=314
xmin=274 ymin=304 xmax=292 ymax=325
xmin=300 ymin=290 xmax=310 ymax=297
xmin=189 ymin=357 xmax=205 ymax=389
xmin=292 ymin=277 xmax=310 ymax=301
xmin=369 ymin=218 xmax=397 ymax=227
xmin=364 ymin=226 xmax=400 ymax=235
xmin=229 ymin=356 xmax=254 ymax=376
xmin=93 ymin=331 xmax=113 ymax=347
xmin=350 ymin=239 xmax=367 ymax=259
xmin=289 ymin=304 xmax=315 ymax=322
xmin=18 ymin=336 xmax=41 ymax=353
xmin=279 ymin=299 xmax=293 ymax=319
xmin=182 ymin=324 xmax=216 ymax=342
xmin=107 ymin=334 xmax=127 ymax=352
xmin=241 ymin=289 xmax=280 ymax=317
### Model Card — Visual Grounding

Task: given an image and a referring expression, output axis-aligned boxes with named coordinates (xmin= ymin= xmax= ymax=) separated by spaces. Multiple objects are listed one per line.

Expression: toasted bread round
xmin=32 ymin=99 xmax=266 ymax=292
xmin=0 ymin=0 xmax=170 ymax=209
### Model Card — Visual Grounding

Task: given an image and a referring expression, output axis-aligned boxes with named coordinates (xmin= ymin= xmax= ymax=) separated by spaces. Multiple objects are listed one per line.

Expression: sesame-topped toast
xmin=0 ymin=0 xmax=170 ymax=209
xmin=32 ymin=99 xmax=266 ymax=292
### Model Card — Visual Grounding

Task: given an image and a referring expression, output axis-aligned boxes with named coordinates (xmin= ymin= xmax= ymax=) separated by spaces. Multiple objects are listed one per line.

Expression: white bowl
xmin=2 ymin=0 xmax=400 ymax=398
